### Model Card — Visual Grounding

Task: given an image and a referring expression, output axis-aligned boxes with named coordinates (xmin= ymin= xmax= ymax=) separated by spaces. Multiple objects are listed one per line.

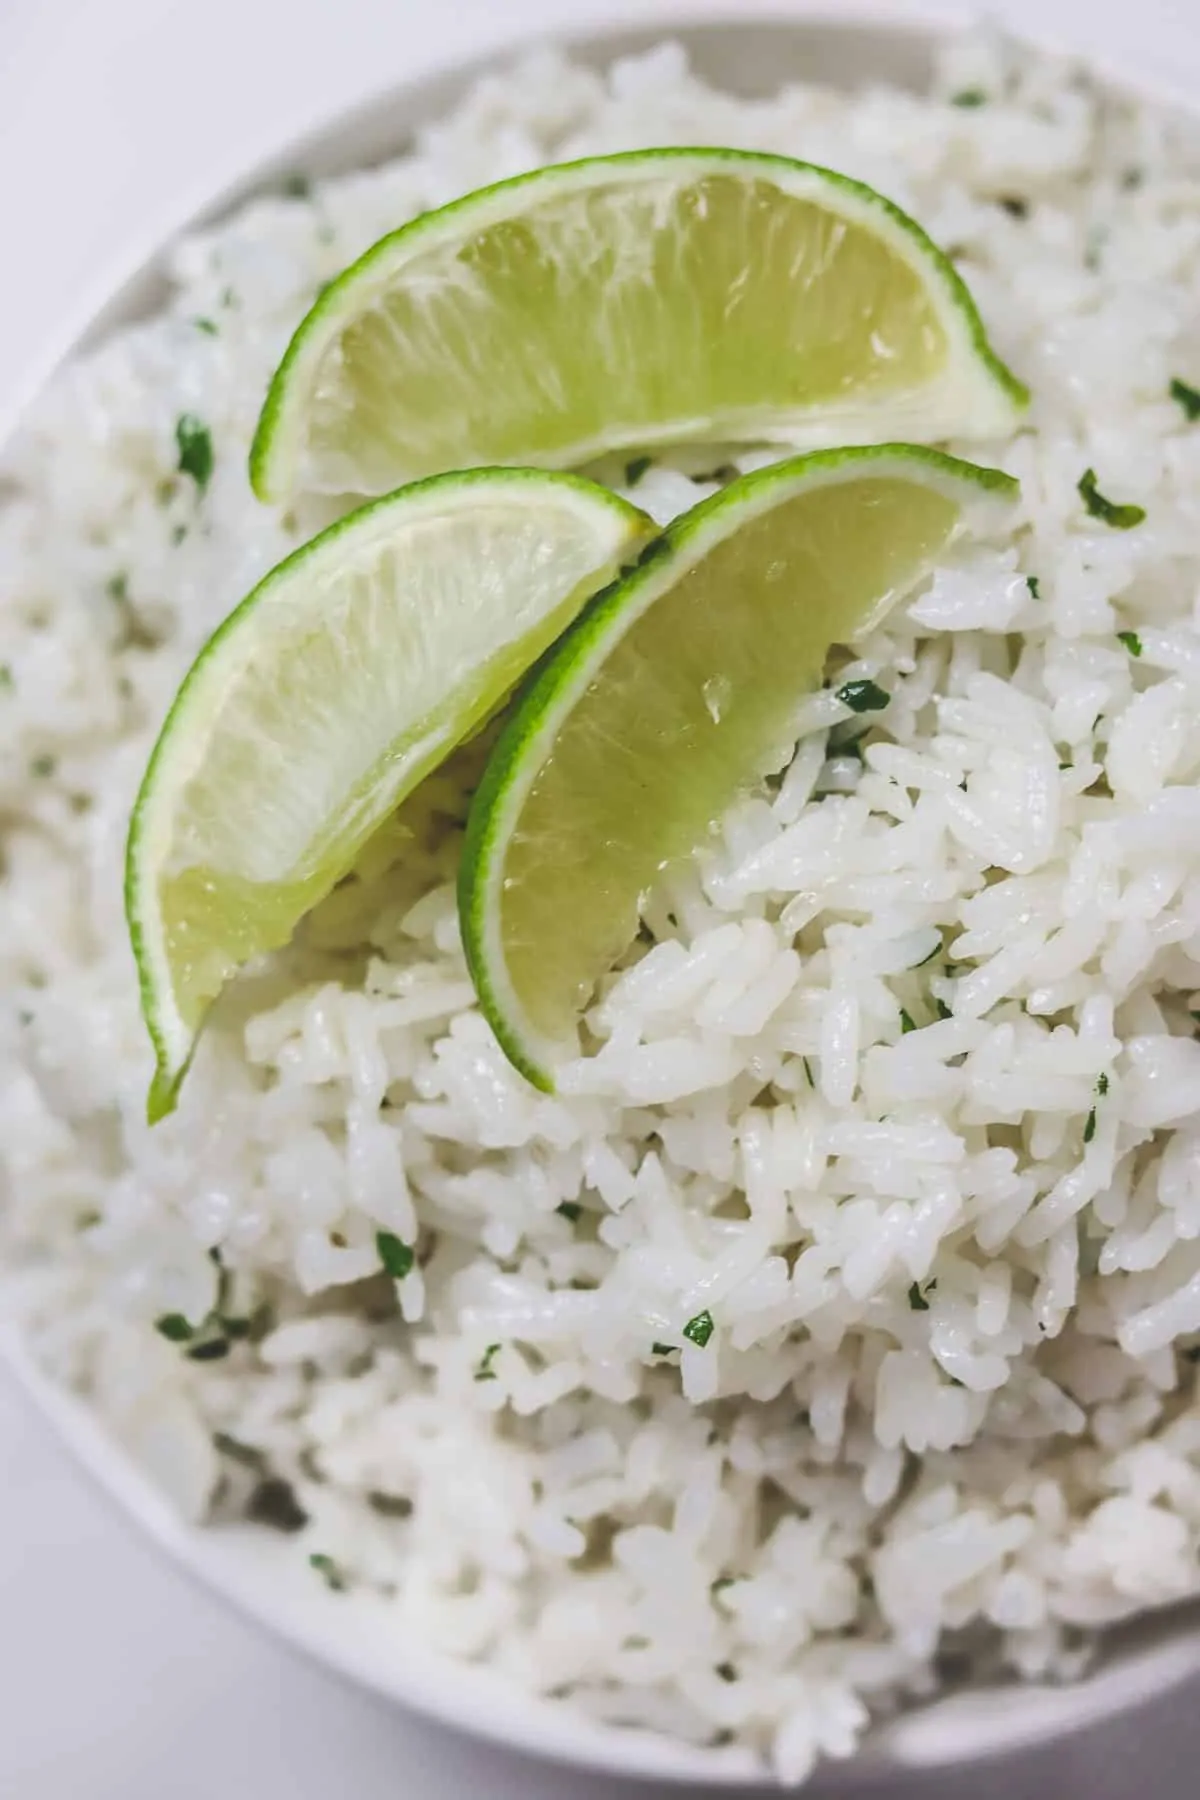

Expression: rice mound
xmin=5 ymin=26 xmax=1200 ymax=1786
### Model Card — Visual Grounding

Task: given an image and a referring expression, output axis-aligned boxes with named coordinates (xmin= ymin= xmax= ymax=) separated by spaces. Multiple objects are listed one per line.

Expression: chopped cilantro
xmin=908 ymin=1281 xmax=934 ymax=1312
xmin=155 ymin=1312 xmax=194 ymax=1342
xmin=837 ymin=678 xmax=890 ymax=714
xmin=1117 ymin=629 xmax=1143 ymax=657
xmin=282 ymin=172 xmax=312 ymax=199
xmin=175 ymin=413 xmax=214 ymax=491
xmin=998 ymin=194 xmax=1029 ymax=219
xmin=0 ymin=665 xmax=12 ymax=692
xmin=1078 ymin=467 xmax=1145 ymax=531
xmin=1026 ymin=575 xmax=1040 ymax=599
xmin=186 ymin=1336 xmax=230 ymax=1361
xmin=375 ymin=1230 xmax=414 ymax=1280
xmin=651 ymin=1342 xmax=676 ymax=1358
xmin=309 ymin=1552 xmax=347 ymax=1592
xmin=715 ymin=1662 xmax=738 ymax=1683
xmin=30 ymin=754 xmax=55 ymax=778
xmin=367 ymin=1490 xmax=414 ymax=1518
xmin=106 ymin=572 xmax=129 ymax=604
xmin=683 ymin=1310 xmax=715 ymax=1348
xmin=951 ymin=88 xmax=987 ymax=107
xmin=556 ymin=1201 xmax=583 ymax=1223
xmin=193 ymin=316 xmax=218 ymax=336
xmin=1083 ymin=1108 xmax=1097 ymax=1145
xmin=800 ymin=1056 xmax=815 ymax=1089
xmin=171 ymin=523 xmax=188 ymax=546
xmin=1097 ymin=1072 xmax=1110 ymax=1097
xmin=900 ymin=1009 xmax=917 ymax=1035
xmin=1170 ymin=377 xmax=1200 ymax=422
xmin=914 ymin=935 xmax=943 ymax=968
xmin=712 ymin=1576 xmax=736 ymax=1595
xmin=475 ymin=1343 xmax=502 ymax=1382
xmin=624 ymin=456 xmax=652 ymax=487
xmin=935 ymin=998 xmax=952 ymax=1021
xmin=248 ymin=1477 xmax=308 ymax=1533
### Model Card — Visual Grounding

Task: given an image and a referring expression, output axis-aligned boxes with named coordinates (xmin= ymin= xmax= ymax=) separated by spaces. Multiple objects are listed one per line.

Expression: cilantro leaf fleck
xmin=1170 ymin=377 xmax=1200 ymax=422
xmin=375 ymin=1230 xmax=414 ymax=1280
xmin=683 ymin=1310 xmax=715 ymax=1348
xmin=837 ymin=678 xmax=890 ymax=714
xmin=175 ymin=414 xmax=214 ymax=492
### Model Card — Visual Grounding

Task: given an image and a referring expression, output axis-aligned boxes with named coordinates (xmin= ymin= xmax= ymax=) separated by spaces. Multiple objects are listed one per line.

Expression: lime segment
xmin=250 ymin=149 xmax=1026 ymax=503
xmin=458 ymin=445 xmax=1018 ymax=1089
xmin=127 ymin=469 xmax=653 ymax=1119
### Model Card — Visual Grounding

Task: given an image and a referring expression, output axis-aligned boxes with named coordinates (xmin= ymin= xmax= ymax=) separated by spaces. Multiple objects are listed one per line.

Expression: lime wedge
xmin=250 ymin=149 xmax=1027 ymax=504
xmin=458 ymin=444 xmax=1018 ymax=1089
xmin=127 ymin=469 xmax=653 ymax=1120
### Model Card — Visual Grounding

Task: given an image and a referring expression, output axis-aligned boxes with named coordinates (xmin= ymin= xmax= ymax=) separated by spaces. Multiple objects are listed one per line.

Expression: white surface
xmin=3 ymin=1 xmax=1200 ymax=1796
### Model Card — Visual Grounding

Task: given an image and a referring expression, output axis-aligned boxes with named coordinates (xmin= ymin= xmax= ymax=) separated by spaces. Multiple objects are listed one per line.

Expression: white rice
xmin=4 ymin=24 xmax=1200 ymax=1787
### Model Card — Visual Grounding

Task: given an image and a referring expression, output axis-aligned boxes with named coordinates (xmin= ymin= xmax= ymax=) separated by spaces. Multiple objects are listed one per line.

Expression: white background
xmin=2 ymin=2 xmax=1200 ymax=1795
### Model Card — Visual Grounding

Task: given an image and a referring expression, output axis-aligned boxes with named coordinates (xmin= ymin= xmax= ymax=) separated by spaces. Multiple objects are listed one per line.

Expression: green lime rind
xmin=458 ymin=443 xmax=1019 ymax=1091
xmin=127 ymin=466 xmax=654 ymax=1123
xmin=250 ymin=147 xmax=1028 ymax=504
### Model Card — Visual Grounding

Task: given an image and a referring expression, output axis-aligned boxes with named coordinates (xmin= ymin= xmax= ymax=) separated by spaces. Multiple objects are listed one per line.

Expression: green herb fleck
xmin=282 ymin=172 xmax=312 ymax=199
xmin=935 ymin=998 xmax=952 ymax=1021
xmin=220 ymin=285 xmax=238 ymax=309
xmin=800 ymin=1056 xmax=815 ymax=1089
xmin=1026 ymin=575 xmax=1040 ymax=599
xmin=624 ymin=456 xmax=652 ymax=487
xmin=1117 ymin=629 xmax=1143 ymax=657
xmin=475 ymin=1343 xmax=502 ymax=1382
xmin=952 ymin=88 xmax=987 ymax=107
xmin=171 ymin=523 xmax=188 ymax=546
xmin=1170 ymin=377 xmax=1200 ymax=422
xmin=711 ymin=1576 xmax=737 ymax=1595
xmin=309 ymin=1552 xmax=347 ymax=1592
xmin=0 ymin=664 xmax=11 ymax=692
xmin=376 ymin=1230 xmax=414 ymax=1280
xmin=900 ymin=1009 xmax=917 ymax=1035
xmin=30 ymin=754 xmax=56 ymax=778
xmin=683 ymin=1310 xmax=715 ymax=1349
xmin=837 ymin=678 xmax=890 ymax=714
xmin=367 ymin=1490 xmax=413 ymax=1519
xmin=715 ymin=1662 xmax=738 ymax=1683
xmin=1097 ymin=1072 xmax=1109 ymax=1097
xmin=914 ymin=935 xmax=943 ymax=968
xmin=556 ymin=1202 xmax=583 ymax=1223
xmin=651 ymin=1341 xmax=676 ymax=1358
xmin=175 ymin=413 xmax=214 ymax=491
xmin=1078 ymin=467 xmax=1145 ymax=531
xmin=155 ymin=1312 xmax=194 ymax=1342
xmin=1083 ymin=1107 xmax=1097 ymax=1144
xmin=106 ymin=572 xmax=129 ymax=604
xmin=248 ymin=1477 xmax=308 ymax=1533
xmin=998 ymin=194 xmax=1029 ymax=219
xmin=186 ymin=1336 xmax=230 ymax=1362
xmin=908 ymin=1281 xmax=933 ymax=1312
xmin=193 ymin=316 xmax=218 ymax=336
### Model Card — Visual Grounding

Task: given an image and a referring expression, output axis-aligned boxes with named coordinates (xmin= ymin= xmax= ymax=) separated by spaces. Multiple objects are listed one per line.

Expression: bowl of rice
xmin=5 ymin=7 xmax=1200 ymax=1789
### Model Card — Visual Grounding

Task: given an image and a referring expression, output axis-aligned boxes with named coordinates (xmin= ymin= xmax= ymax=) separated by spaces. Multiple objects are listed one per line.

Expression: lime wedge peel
xmin=250 ymin=148 xmax=1028 ymax=505
xmin=127 ymin=468 xmax=654 ymax=1122
xmin=458 ymin=444 xmax=1019 ymax=1092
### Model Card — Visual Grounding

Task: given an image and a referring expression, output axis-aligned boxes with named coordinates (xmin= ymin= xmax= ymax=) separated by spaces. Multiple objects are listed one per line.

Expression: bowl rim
xmin=6 ymin=6 xmax=1200 ymax=1788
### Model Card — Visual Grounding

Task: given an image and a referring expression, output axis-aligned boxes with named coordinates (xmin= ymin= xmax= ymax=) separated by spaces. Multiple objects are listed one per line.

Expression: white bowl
xmin=6 ymin=11 xmax=1200 ymax=1789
